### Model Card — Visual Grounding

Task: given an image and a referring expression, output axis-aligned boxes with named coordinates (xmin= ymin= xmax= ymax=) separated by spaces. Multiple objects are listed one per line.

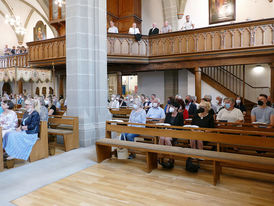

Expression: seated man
xmin=146 ymin=98 xmax=165 ymax=122
xmin=215 ymin=96 xmax=224 ymax=113
xmin=251 ymin=94 xmax=274 ymax=127
xmin=185 ymin=95 xmax=197 ymax=116
xmin=217 ymin=97 xmax=243 ymax=123
xmin=128 ymin=23 xmax=140 ymax=35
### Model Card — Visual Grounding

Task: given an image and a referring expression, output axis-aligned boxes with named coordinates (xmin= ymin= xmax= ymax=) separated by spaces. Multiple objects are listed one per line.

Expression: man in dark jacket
xmin=148 ymin=23 xmax=159 ymax=35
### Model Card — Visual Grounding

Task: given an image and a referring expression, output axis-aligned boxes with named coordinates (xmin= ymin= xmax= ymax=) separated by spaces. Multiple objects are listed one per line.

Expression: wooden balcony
xmin=0 ymin=54 xmax=29 ymax=68
xmin=0 ymin=18 xmax=273 ymax=69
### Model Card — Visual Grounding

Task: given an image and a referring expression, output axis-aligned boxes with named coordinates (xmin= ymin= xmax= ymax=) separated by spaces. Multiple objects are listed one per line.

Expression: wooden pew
xmin=29 ymin=121 xmax=49 ymax=162
xmin=215 ymin=121 xmax=274 ymax=132
xmin=0 ymin=128 xmax=3 ymax=172
xmin=96 ymin=138 xmax=274 ymax=185
xmin=97 ymin=121 xmax=274 ymax=185
xmin=48 ymin=116 xmax=79 ymax=152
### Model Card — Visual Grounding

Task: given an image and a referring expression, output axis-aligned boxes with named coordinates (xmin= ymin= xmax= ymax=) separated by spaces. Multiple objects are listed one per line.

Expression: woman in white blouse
xmin=0 ymin=100 xmax=18 ymax=137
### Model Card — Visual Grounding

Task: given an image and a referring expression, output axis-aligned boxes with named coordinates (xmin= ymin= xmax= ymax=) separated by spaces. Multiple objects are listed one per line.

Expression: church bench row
xmin=96 ymin=138 xmax=274 ymax=186
xmin=48 ymin=116 xmax=79 ymax=152
xmin=0 ymin=121 xmax=48 ymax=171
xmin=100 ymin=121 xmax=274 ymax=184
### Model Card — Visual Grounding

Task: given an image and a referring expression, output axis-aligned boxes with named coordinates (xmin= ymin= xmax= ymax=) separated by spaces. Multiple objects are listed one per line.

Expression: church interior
xmin=0 ymin=0 xmax=274 ymax=205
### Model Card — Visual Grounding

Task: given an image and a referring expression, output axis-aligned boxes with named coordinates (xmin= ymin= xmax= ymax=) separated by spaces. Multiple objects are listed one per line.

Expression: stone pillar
xmin=66 ymin=0 xmax=109 ymax=146
xmin=195 ymin=67 xmax=201 ymax=103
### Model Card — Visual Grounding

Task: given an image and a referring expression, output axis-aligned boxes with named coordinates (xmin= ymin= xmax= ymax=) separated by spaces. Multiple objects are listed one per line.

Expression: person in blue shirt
xmin=146 ymin=98 xmax=165 ymax=122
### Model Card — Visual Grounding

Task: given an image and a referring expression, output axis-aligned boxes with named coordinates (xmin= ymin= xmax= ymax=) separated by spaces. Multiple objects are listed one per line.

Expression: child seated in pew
xmin=3 ymin=99 xmax=40 ymax=160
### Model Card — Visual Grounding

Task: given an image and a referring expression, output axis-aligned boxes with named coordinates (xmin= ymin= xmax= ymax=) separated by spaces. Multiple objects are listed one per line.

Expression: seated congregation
xmin=0 ymin=93 xmax=78 ymax=170
xmin=102 ymin=92 xmax=274 ymax=185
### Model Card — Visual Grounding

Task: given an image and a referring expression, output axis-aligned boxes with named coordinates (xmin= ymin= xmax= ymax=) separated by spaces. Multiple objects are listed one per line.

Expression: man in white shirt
xmin=128 ymin=23 xmax=140 ymax=35
xmin=108 ymin=21 xmax=119 ymax=33
xmin=181 ymin=15 xmax=194 ymax=30
xmin=215 ymin=96 xmax=224 ymax=113
xmin=217 ymin=97 xmax=243 ymax=123
xmin=147 ymin=98 xmax=165 ymax=122
xmin=161 ymin=21 xmax=172 ymax=33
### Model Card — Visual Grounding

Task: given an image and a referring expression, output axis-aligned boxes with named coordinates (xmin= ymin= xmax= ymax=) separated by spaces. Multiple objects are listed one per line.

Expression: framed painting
xmin=33 ymin=21 xmax=47 ymax=41
xmin=209 ymin=0 xmax=236 ymax=24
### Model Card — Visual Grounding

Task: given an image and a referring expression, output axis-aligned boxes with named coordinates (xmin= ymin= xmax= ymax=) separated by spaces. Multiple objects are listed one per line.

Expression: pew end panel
xmin=0 ymin=128 xmax=3 ymax=171
xmin=96 ymin=143 xmax=112 ymax=163
xmin=29 ymin=121 xmax=49 ymax=162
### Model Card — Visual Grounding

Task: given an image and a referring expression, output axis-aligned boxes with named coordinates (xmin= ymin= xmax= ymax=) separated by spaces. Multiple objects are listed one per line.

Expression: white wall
xmin=187 ymin=70 xmax=226 ymax=101
xmin=178 ymin=0 xmax=274 ymax=30
xmin=138 ymin=71 xmax=165 ymax=103
xmin=178 ymin=69 xmax=188 ymax=99
xmin=23 ymin=12 xmax=54 ymax=44
xmin=142 ymin=0 xmax=164 ymax=35
xmin=245 ymin=64 xmax=270 ymax=102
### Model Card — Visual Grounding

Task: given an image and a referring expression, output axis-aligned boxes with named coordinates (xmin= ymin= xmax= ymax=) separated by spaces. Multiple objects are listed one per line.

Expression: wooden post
xmin=52 ymin=65 xmax=56 ymax=96
xmin=117 ymin=72 xmax=123 ymax=96
xmin=59 ymin=75 xmax=64 ymax=97
xmin=242 ymin=65 xmax=245 ymax=104
xmin=49 ymin=0 xmax=53 ymax=21
xmin=18 ymin=80 xmax=23 ymax=94
xmin=195 ymin=67 xmax=201 ymax=103
xmin=271 ymin=63 xmax=274 ymax=100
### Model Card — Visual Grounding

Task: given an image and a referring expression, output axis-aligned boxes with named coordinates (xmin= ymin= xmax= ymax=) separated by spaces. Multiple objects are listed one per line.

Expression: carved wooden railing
xmin=107 ymin=34 xmax=149 ymax=58
xmin=149 ymin=18 xmax=274 ymax=57
xmin=0 ymin=18 xmax=272 ymax=68
xmin=0 ymin=54 xmax=29 ymax=68
xmin=27 ymin=36 xmax=66 ymax=65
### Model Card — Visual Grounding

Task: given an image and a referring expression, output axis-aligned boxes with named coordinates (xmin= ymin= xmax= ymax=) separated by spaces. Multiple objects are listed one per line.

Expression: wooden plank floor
xmin=13 ymin=157 xmax=274 ymax=206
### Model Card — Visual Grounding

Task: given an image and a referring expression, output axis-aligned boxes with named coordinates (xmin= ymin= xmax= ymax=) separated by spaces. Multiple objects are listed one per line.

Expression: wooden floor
xmin=13 ymin=156 xmax=274 ymax=206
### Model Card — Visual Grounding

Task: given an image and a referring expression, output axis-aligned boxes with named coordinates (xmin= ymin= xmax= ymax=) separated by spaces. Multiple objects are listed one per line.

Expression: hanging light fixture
xmin=5 ymin=15 xmax=21 ymax=26
xmin=15 ymin=26 xmax=26 ymax=35
xmin=54 ymin=0 xmax=65 ymax=7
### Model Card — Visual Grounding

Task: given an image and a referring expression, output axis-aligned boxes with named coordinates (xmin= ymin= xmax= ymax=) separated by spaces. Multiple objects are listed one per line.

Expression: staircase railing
xmin=201 ymin=65 xmax=270 ymax=102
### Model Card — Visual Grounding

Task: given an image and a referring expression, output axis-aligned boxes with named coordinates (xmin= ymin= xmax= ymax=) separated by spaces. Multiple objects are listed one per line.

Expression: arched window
xmin=35 ymin=87 xmax=40 ymax=95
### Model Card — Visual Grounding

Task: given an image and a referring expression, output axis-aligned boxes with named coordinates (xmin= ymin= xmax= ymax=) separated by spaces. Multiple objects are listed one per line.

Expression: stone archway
xmin=2 ymin=82 xmax=12 ymax=95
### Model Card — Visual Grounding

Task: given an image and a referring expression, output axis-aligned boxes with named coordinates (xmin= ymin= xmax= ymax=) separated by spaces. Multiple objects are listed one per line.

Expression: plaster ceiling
xmin=0 ymin=0 xmax=56 ymax=42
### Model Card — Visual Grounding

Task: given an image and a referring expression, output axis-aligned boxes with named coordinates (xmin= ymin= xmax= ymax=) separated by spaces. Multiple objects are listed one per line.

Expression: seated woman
xmin=3 ymin=99 xmax=40 ymax=160
xmin=235 ymin=96 xmax=247 ymax=116
xmin=124 ymin=99 xmax=146 ymax=141
xmin=217 ymin=97 xmax=244 ymax=123
xmin=159 ymin=101 xmax=184 ymax=146
xmin=0 ymin=100 xmax=18 ymax=137
xmin=191 ymin=101 xmax=214 ymax=150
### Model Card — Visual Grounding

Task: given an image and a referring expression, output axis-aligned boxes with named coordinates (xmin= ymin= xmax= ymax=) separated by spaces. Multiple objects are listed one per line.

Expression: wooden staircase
xmin=190 ymin=65 xmax=270 ymax=110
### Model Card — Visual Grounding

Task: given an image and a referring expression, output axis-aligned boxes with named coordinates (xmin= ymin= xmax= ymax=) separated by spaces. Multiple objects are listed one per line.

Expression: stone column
xmin=195 ymin=67 xmax=201 ymax=103
xmin=66 ymin=0 xmax=109 ymax=146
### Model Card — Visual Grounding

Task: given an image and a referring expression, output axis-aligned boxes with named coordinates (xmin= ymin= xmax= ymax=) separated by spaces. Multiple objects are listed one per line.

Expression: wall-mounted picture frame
xmin=209 ymin=0 xmax=236 ymax=24
xmin=33 ymin=21 xmax=47 ymax=41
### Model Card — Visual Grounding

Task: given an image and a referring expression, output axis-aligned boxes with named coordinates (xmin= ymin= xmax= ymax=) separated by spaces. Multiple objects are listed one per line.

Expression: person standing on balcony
xmin=161 ymin=21 xmax=172 ymax=33
xmin=148 ymin=23 xmax=159 ymax=35
xmin=10 ymin=46 xmax=16 ymax=55
xmin=128 ymin=23 xmax=140 ymax=35
xmin=108 ymin=20 xmax=119 ymax=33
xmin=181 ymin=15 xmax=195 ymax=30
xmin=4 ymin=45 xmax=10 ymax=56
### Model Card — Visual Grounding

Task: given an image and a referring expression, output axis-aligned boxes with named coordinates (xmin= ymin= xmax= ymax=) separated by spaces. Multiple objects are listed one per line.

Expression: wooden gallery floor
xmin=13 ymin=156 xmax=274 ymax=206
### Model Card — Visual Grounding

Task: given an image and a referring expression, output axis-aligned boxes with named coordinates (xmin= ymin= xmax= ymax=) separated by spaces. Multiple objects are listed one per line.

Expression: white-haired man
xmin=147 ymin=98 xmax=165 ymax=122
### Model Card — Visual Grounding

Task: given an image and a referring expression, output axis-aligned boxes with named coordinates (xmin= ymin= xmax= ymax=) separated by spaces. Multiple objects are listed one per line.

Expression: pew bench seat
xmin=48 ymin=128 xmax=76 ymax=152
xmin=96 ymin=138 xmax=274 ymax=185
